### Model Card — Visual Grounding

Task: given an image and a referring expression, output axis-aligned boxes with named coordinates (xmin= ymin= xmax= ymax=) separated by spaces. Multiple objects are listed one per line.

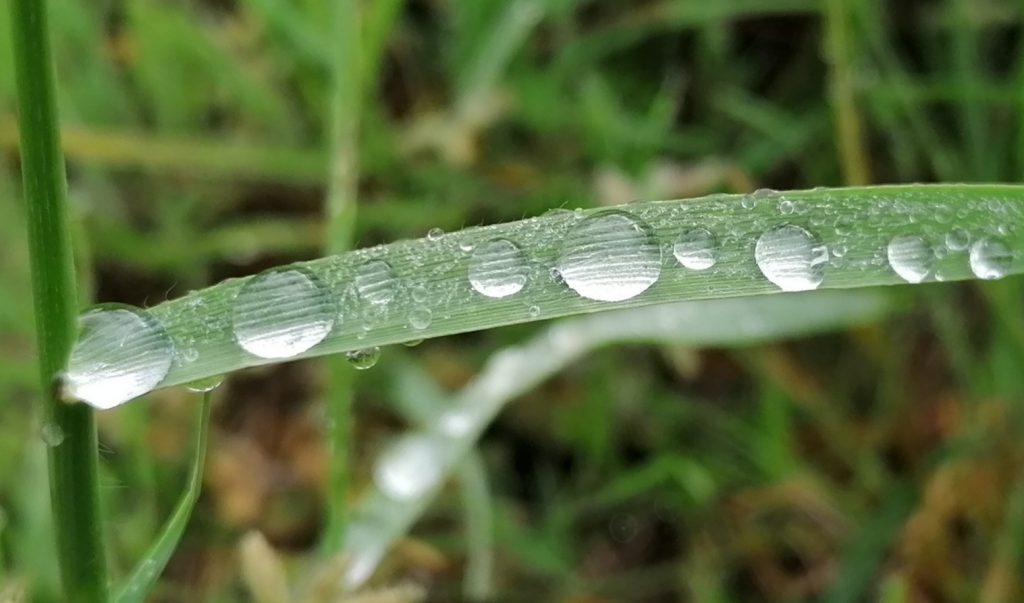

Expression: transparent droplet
xmin=40 ymin=422 xmax=64 ymax=447
xmin=403 ymin=338 xmax=424 ymax=347
xmin=945 ymin=228 xmax=971 ymax=252
xmin=969 ymin=238 xmax=1013 ymax=280
xmin=354 ymin=260 xmax=398 ymax=305
xmin=832 ymin=244 xmax=848 ymax=258
xmin=64 ymin=305 xmax=174 ymax=409
xmin=556 ymin=211 xmax=661 ymax=302
xmin=672 ymin=228 xmax=717 ymax=271
xmin=373 ymin=434 xmax=447 ymax=500
xmin=778 ymin=199 xmax=795 ymax=215
xmin=754 ymin=224 xmax=828 ymax=292
xmin=468 ymin=238 xmax=529 ymax=298
xmin=887 ymin=235 xmax=934 ymax=283
xmin=232 ymin=268 xmax=335 ymax=359
xmin=427 ymin=227 xmax=445 ymax=242
xmin=408 ymin=308 xmax=432 ymax=330
xmin=834 ymin=218 xmax=854 ymax=236
xmin=185 ymin=375 xmax=224 ymax=393
xmin=458 ymin=240 xmax=475 ymax=253
xmin=346 ymin=347 xmax=381 ymax=370
xmin=410 ymin=285 xmax=429 ymax=303
xmin=528 ymin=305 xmax=541 ymax=317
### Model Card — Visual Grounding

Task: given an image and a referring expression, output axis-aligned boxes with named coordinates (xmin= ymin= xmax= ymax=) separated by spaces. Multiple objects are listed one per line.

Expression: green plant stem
xmin=322 ymin=0 xmax=362 ymax=555
xmin=9 ymin=0 xmax=108 ymax=600
xmin=823 ymin=0 xmax=870 ymax=185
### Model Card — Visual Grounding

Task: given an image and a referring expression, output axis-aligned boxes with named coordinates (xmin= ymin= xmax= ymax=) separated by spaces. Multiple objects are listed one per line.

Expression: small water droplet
xmin=672 ymin=228 xmax=717 ymax=271
xmin=185 ymin=375 xmax=224 ymax=393
xmin=427 ymin=227 xmax=445 ymax=242
xmin=410 ymin=285 xmax=429 ymax=303
xmin=969 ymin=238 xmax=1013 ymax=280
xmin=64 ymin=305 xmax=175 ymax=409
xmin=181 ymin=346 xmax=199 ymax=363
xmin=945 ymin=228 xmax=971 ymax=252
xmin=834 ymin=218 xmax=854 ymax=236
xmin=458 ymin=240 xmax=475 ymax=253
xmin=469 ymin=238 xmax=529 ymax=298
xmin=778 ymin=199 xmax=795 ymax=215
xmin=832 ymin=244 xmax=848 ymax=258
xmin=354 ymin=260 xmax=398 ymax=305
xmin=408 ymin=308 xmax=432 ymax=330
xmin=741 ymin=195 xmax=757 ymax=209
xmin=374 ymin=434 xmax=446 ymax=500
xmin=887 ymin=235 xmax=934 ymax=283
xmin=346 ymin=347 xmax=381 ymax=370
xmin=403 ymin=338 xmax=424 ymax=347
xmin=754 ymin=224 xmax=828 ymax=291
xmin=40 ymin=423 xmax=64 ymax=447
xmin=233 ymin=268 xmax=335 ymax=359
xmin=528 ymin=305 xmax=541 ymax=317
xmin=556 ymin=211 xmax=661 ymax=302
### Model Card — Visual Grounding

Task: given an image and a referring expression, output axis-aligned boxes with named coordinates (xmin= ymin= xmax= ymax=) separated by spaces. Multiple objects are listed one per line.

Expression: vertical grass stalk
xmin=322 ymin=0 xmax=362 ymax=554
xmin=823 ymin=0 xmax=871 ymax=185
xmin=9 ymin=0 xmax=108 ymax=600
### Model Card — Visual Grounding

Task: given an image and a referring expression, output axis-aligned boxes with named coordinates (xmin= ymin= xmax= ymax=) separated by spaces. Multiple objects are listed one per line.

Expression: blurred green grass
xmin=4 ymin=0 xmax=1024 ymax=601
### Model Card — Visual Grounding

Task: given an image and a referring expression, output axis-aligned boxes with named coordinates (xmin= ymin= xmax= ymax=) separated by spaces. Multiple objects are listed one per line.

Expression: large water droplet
xmin=232 ymin=268 xmax=335 ymax=359
xmin=468 ymin=238 xmax=529 ymax=298
xmin=40 ymin=423 xmax=64 ymax=447
xmin=373 ymin=434 xmax=446 ymax=500
xmin=354 ymin=260 xmax=398 ymax=305
xmin=887 ymin=235 xmax=933 ymax=283
xmin=754 ymin=224 xmax=828 ymax=291
xmin=672 ymin=228 xmax=717 ymax=271
xmin=346 ymin=347 xmax=381 ymax=370
xmin=556 ymin=211 xmax=661 ymax=302
xmin=969 ymin=238 xmax=1013 ymax=280
xmin=64 ymin=306 xmax=174 ymax=409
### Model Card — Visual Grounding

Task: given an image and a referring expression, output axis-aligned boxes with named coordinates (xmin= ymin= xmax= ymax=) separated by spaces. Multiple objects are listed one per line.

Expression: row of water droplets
xmin=61 ymin=193 xmax=1018 ymax=411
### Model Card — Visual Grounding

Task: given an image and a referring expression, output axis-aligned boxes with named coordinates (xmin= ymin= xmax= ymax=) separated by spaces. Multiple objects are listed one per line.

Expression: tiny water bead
xmin=354 ymin=260 xmax=399 ymax=305
xmin=64 ymin=305 xmax=175 ymax=409
xmin=887 ymin=235 xmax=934 ymax=283
xmin=232 ymin=268 xmax=336 ymax=359
xmin=40 ymin=422 xmax=64 ymax=447
xmin=373 ymin=434 xmax=447 ymax=500
xmin=468 ymin=238 xmax=529 ymax=298
xmin=408 ymin=307 xmax=432 ymax=330
xmin=426 ymin=227 xmax=445 ymax=242
xmin=754 ymin=224 xmax=828 ymax=292
xmin=672 ymin=228 xmax=717 ymax=271
xmin=969 ymin=238 xmax=1014 ymax=280
xmin=778 ymin=199 xmax=795 ymax=215
xmin=185 ymin=375 xmax=224 ymax=393
xmin=556 ymin=210 xmax=661 ymax=302
xmin=945 ymin=228 xmax=971 ymax=252
xmin=346 ymin=347 xmax=381 ymax=370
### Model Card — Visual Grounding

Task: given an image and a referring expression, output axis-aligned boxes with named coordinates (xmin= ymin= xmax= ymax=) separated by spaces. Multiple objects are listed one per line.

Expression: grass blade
xmin=115 ymin=390 xmax=214 ymax=603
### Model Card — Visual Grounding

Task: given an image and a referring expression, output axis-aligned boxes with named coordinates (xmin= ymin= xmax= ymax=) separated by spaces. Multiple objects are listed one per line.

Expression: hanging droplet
xmin=346 ymin=347 xmax=381 ymax=370
xmin=185 ymin=375 xmax=224 ymax=393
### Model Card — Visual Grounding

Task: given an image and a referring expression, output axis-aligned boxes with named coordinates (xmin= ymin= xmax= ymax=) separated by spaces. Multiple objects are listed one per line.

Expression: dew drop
xmin=403 ymin=338 xmax=424 ymax=347
xmin=185 ymin=375 xmax=224 ymax=393
xmin=945 ymin=228 xmax=971 ymax=252
xmin=373 ymin=434 xmax=446 ymax=500
xmin=672 ymin=228 xmax=717 ymax=271
xmin=346 ymin=347 xmax=381 ymax=370
xmin=408 ymin=308 xmax=432 ymax=330
xmin=427 ymin=227 xmax=445 ymax=242
xmin=40 ymin=423 xmax=64 ymax=447
xmin=64 ymin=306 xmax=175 ymax=409
xmin=458 ymin=240 xmax=475 ymax=253
xmin=354 ymin=260 xmax=398 ymax=305
xmin=468 ymin=238 xmax=529 ymax=298
xmin=969 ymin=238 xmax=1014 ymax=280
xmin=887 ymin=235 xmax=934 ymax=283
xmin=778 ymin=199 xmax=795 ymax=215
xmin=528 ymin=305 xmax=541 ymax=317
xmin=232 ymin=268 xmax=335 ymax=359
xmin=410 ymin=285 xmax=429 ymax=303
xmin=556 ymin=211 xmax=661 ymax=302
xmin=754 ymin=224 xmax=828 ymax=291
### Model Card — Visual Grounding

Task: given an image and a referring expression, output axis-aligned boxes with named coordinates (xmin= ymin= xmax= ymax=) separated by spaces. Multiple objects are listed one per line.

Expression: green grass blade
xmin=9 ymin=0 xmax=107 ymax=599
xmin=457 ymin=454 xmax=495 ymax=601
xmin=339 ymin=289 xmax=893 ymax=587
xmin=115 ymin=390 xmax=214 ymax=603
xmin=62 ymin=184 xmax=1024 ymax=407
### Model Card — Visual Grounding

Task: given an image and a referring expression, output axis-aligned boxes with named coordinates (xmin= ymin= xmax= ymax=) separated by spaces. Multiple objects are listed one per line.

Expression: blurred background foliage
xmin=4 ymin=0 xmax=1024 ymax=601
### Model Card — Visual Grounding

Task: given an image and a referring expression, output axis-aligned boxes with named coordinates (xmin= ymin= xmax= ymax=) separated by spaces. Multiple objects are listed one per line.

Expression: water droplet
xmin=754 ymin=224 xmax=828 ymax=292
xmin=403 ymin=338 xmax=424 ymax=347
xmin=346 ymin=347 xmax=381 ymax=370
xmin=556 ymin=211 xmax=661 ymax=302
xmin=969 ymin=238 xmax=1014 ymax=280
xmin=373 ymin=434 xmax=446 ymax=500
xmin=232 ymin=268 xmax=335 ymax=359
xmin=408 ymin=308 xmax=432 ymax=330
xmin=528 ymin=305 xmax=541 ymax=317
xmin=181 ymin=346 xmax=199 ymax=363
xmin=672 ymin=228 xmax=717 ymax=271
xmin=468 ymin=238 xmax=529 ymax=298
xmin=354 ymin=260 xmax=398 ymax=305
xmin=458 ymin=240 xmax=475 ymax=253
xmin=832 ymin=244 xmax=847 ymax=258
xmin=427 ymin=227 xmax=445 ymax=242
xmin=410 ymin=285 xmax=429 ymax=303
xmin=945 ymin=228 xmax=971 ymax=252
xmin=778 ymin=199 xmax=795 ymax=215
xmin=185 ymin=375 xmax=224 ymax=393
xmin=64 ymin=306 xmax=174 ymax=409
xmin=741 ymin=195 xmax=757 ymax=209
xmin=834 ymin=218 xmax=854 ymax=236
xmin=887 ymin=235 xmax=934 ymax=283
xmin=40 ymin=423 xmax=64 ymax=447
